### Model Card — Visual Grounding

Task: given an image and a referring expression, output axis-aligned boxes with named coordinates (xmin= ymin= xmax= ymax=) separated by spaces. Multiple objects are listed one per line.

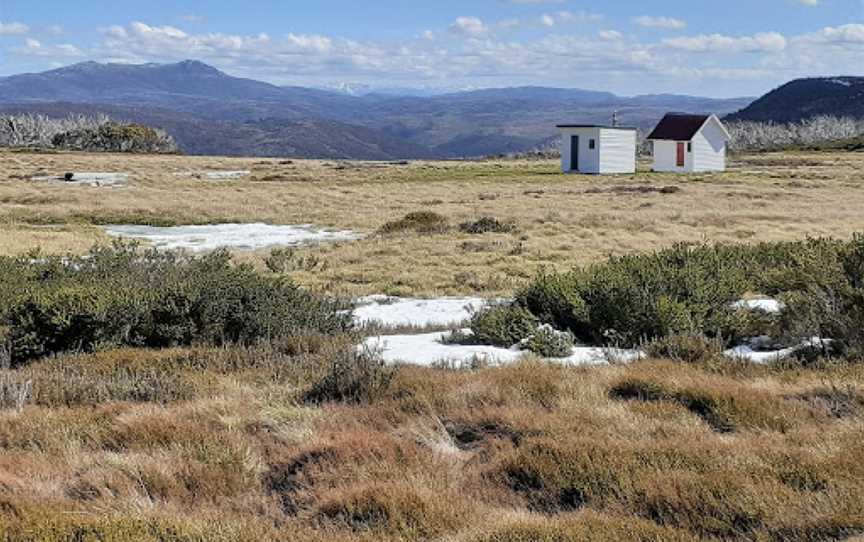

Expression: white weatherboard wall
xmin=559 ymin=127 xmax=635 ymax=174
xmin=651 ymin=116 xmax=728 ymax=173
xmin=652 ymin=140 xmax=691 ymax=173
xmin=600 ymin=129 xmax=637 ymax=174
xmin=692 ymin=119 xmax=727 ymax=172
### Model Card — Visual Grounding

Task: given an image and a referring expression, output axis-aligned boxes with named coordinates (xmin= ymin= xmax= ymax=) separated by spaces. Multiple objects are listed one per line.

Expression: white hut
xmin=556 ymin=125 xmax=637 ymax=174
xmin=647 ymin=114 xmax=731 ymax=173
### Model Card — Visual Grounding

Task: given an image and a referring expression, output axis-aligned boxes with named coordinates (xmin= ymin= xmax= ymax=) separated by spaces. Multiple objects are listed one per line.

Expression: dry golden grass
xmin=3 ymin=149 xmax=864 ymax=296
xmin=0 ymin=348 xmax=862 ymax=541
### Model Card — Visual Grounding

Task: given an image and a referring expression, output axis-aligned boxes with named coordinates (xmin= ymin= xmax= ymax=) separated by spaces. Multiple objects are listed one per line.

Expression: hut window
xmin=589 ymin=139 xmax=596 ymax=150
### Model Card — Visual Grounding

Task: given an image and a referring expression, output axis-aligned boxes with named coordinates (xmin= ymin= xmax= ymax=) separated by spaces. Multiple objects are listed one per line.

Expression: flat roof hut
xmin=556 ymin=124 xmax=637 ymax=175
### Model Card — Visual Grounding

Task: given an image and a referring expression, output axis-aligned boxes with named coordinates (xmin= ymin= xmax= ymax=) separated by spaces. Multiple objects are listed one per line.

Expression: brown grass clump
xmin=471 ymin=510 xmax=697 ymax=542
xmin=608 ymin=362 xmax=809 ymax=432
xmin=315 ymin=483 xmax=472 ymax=537
xmin=379 ymin=211 xmax=450 ymax=235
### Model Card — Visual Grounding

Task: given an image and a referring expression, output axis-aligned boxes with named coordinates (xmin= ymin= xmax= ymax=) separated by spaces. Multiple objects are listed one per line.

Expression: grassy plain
xmin=1 ymin=149 xmax=864 ymax=541
xmin=3 ymin=149 xmax=864 ymax=297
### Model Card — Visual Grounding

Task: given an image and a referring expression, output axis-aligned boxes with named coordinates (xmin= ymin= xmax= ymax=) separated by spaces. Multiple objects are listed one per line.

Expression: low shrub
xmin=459 ymin=217 xmax=518 ymax=235
xmin=521 ymin=325 xmax=575 ymax=358
xmin=379 ymin=211 xmax=449 ymax=235
xmin=469 ymin=305 xmax=539 ymax=348
xmin=0 ymin=243 xmax=350 ymax=365
xmin=516 ymin=236 xmax=864 ymax=353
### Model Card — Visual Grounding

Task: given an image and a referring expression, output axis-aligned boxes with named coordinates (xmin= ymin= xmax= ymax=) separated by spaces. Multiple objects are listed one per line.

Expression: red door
xmin=676 ymin=142 xmax=686 ymax=167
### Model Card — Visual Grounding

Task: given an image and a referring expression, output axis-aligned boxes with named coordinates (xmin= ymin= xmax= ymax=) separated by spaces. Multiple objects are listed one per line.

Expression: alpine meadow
xmin=1 ymin=1 xmax=864 ymax=541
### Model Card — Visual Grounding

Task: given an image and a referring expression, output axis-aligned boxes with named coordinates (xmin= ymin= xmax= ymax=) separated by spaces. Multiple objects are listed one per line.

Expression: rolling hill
xmin=0 ymin=60 xmax=754 ymax=159
xmin=727 ymin=77 xmax=864 ymax=123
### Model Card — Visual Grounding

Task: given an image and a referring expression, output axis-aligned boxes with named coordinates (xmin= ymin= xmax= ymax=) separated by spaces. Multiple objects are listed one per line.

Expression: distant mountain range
xmin=0 ymin=60 xmax=757 ymax=159
xmin=727 ymin=77 xmax=864 ymax=123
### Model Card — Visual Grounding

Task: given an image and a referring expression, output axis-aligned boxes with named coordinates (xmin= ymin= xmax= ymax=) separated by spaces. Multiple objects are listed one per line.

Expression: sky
xmin=0 ymin=0 xmax=862 ymax=97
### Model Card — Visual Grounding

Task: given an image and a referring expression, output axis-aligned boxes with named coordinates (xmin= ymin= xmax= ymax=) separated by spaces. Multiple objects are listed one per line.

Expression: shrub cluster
xmin=468 ymin=305 xmax=539 ymax=348
xmin=520 ymin=325 xmax=575 ymax=358
xmin=1 ymin=113 xmax=178 ymax=154
xmin=512 ymin=236 xmax=864 ymax=356
xmin=0 ymin=243 xmax=350 ymax=366
xmin=51 ymin=122 xmax=178 ymax=154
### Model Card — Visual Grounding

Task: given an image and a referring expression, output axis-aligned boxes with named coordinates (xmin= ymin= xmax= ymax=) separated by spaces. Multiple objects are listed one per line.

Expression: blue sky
xmin=1 ymin=0 xmax=862 ymax=97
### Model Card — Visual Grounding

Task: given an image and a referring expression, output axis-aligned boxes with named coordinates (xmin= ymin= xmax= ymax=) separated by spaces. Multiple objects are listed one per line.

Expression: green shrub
xmin=516 ymin=237 xmax=864 ymax=353
xmin=379 ymin=211 xmax=449 ymax=235
xmin=522 ymin=325 xmax=575 ymax=358
xmin=459 ymin=217 xmax=518 ymax=235
xmin=469 ymin=305 xmax=539 ymax=348
xmin=0 ymin=243 xmax=350 ymax=365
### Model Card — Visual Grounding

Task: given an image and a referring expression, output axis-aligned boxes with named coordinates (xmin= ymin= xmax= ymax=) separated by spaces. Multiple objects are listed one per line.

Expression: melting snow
xmin=732 ymin=298 xmax=784 ymax=314
xmin=173 ymin=170 xmax=251 ymax=180
xmin=103 ymin=223 xmax=361 ymax=252
xmin=725 ymin=337 xmax=831 ymax=364
xmin=364 ymin=330 xmax=642 ymax=367
xmin=353 ymin=296 xmax=489 ymax=327
xmin=31 ymin=172 xmax=129 ymax=187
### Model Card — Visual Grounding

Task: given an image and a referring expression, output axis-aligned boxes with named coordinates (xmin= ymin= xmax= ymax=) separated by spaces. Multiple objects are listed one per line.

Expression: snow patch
xmin=353 ymin=296 xmax=489 ymax=328
xmin=732 ymin=298 xmax=784 ymax=314
xmin=827 ymin=78 xmax=852 ymax=87
xmin=103 ymin=223 xmax=361 ymax=252
xmin=365 ymin=330 xmax=642 ymax=367
xmin=173 ymin=170 xmax=251 ymax=180
xmin=31 ymin=172 xmax=129 ymax=187
xmin=724 ymin=337 xmax=831 ymax=364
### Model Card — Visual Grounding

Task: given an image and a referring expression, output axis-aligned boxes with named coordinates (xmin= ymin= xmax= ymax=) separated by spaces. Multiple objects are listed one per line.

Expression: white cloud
xmin=8 ymin=16 xmax=862 ymax=97
xmin=663 ymin=32 xmax=787 ymax=53
xmin=449 ymin=16 xmax=489 ymax=38
xmin=14 ymin=37 xmax=82 ymax=57
xmin=633 ymin=16 xmax=687 ymax=30
xmin=0 ymin=21 xmax=29 ymax=35
xmin=800 ymin=23 xmax=864 ymax=44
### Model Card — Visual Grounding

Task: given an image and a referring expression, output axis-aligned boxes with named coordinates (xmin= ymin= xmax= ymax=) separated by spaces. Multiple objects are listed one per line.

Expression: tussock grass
xmin=0 ymin=350 xmax=861 ymax=540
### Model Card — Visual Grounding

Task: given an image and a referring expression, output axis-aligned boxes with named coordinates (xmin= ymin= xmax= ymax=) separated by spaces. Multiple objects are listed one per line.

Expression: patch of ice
xmin=173 ymin=170 xmax=251 ymax=180
xmin=353 ymin=296 xmax=489 ymax=327
xmin=103 ymin=223 xmax=361 ymax=252
xmin=364 ymin=331 xmax=641 ymax=367
xmin=31 ymin=172 xmax=129 ymax=187
xmin=724 ymin=337 xmax=830 ymax=364
xmin=732 ymin=298 xmax=784 ymax=314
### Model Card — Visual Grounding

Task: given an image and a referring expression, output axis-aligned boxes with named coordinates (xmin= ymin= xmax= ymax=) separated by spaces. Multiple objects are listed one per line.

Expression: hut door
xmin=676 ymin=142 xmax=685 ymax=167
xmin=571 ymin=136 xmax=579 ymax=171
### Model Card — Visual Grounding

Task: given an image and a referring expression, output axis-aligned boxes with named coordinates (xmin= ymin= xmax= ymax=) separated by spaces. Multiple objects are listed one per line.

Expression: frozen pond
xmin=103 ymin=223 xmax=361 ymax=252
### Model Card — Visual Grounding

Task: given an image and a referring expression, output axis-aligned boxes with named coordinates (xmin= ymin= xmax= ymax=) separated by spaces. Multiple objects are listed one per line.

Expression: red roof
xmin=647 ymin=114 xmax=710 ymax=141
